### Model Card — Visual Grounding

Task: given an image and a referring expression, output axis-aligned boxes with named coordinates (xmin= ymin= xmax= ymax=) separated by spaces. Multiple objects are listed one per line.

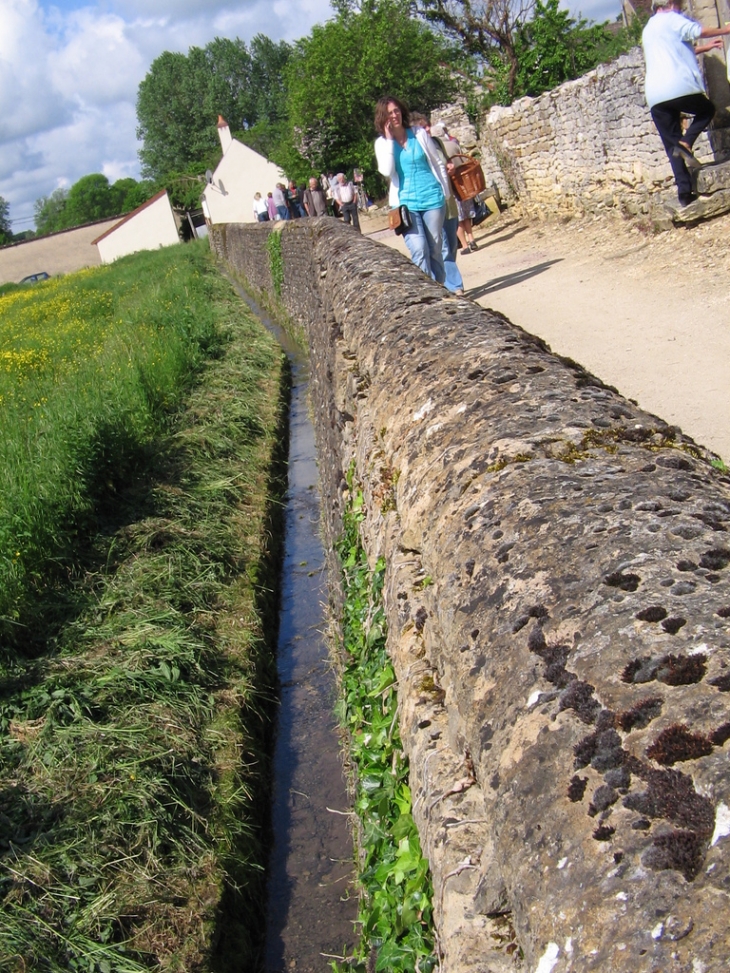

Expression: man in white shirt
xmin=333 ymin=173 xmax=361 ymax=232
xmin=642 ymin=0 xmax=730 ymax=205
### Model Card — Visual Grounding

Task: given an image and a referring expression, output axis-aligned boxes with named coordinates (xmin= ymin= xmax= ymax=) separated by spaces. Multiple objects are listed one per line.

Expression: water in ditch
xmin=234 ymin=288 xmax=356 ymax=972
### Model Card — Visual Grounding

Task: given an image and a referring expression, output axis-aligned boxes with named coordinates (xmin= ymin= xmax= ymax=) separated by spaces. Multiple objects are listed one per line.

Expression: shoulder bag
xmin=389 ymin=205 xmax=412 ymax=236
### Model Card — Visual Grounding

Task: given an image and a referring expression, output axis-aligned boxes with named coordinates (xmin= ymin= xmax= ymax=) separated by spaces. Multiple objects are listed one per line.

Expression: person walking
xmin=642 ymin=0 xmax=730 ymax=205
xmin=333 ymin=173 xmax=361 ymax=231
xmin=287 ymin=180 xmax=306 ymax=218
xmin=303 ymin=177 xmax=328 ymax=216
xmin=272 ymin=183 xmax=289 ymax=220
xmin=253 ymin=192 xmax=269 ymax=222
xmin=374 ymin=95 xmax=450 ymax=285
xmin=412 ymin=115 xmax=464 ymax=296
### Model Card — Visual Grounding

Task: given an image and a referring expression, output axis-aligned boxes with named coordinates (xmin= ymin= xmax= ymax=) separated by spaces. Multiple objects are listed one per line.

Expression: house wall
xmin=96 ymin=193 xmax=179 ymax=264
xmin=211 ymin=218 xmax=730 ymax=973
xmin=202 ymin=141 xmax=286 ymax=225
xmin=0 ymin=218 xmax=120 ymax=285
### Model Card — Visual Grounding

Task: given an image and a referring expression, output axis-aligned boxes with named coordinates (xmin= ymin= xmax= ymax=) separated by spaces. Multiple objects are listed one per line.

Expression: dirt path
xmin=371 ymin=208 xmax=730 ymax=463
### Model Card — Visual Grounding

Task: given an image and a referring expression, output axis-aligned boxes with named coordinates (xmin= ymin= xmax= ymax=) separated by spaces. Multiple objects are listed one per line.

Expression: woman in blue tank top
xmin=374 ymin=95 xmax=451 ymax=284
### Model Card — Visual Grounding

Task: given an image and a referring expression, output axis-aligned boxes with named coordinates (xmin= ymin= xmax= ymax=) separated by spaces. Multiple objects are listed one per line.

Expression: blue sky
xmin=1 ymin=0 xmax=623 ymax=231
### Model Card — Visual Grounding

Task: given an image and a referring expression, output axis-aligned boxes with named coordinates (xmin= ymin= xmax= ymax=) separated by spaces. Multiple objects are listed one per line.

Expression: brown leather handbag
xmin=388 ymin=205 xmax=412 ymax=235
xmin=449 ymin=154 xmax=486 ymax=201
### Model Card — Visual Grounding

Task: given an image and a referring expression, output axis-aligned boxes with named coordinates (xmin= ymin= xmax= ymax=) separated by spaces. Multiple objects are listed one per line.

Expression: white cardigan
xmin=375 ymin=127 xmax=451 ymax=209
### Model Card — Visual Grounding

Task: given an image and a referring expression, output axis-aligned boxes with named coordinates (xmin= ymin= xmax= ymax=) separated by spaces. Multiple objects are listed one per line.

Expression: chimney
xmin=217 ymin=115 xmax=232 ymax=154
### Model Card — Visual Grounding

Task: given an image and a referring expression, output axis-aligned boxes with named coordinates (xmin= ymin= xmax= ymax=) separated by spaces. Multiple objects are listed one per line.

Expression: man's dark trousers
xmin=651 ymin=93 xmax=715 ymax=197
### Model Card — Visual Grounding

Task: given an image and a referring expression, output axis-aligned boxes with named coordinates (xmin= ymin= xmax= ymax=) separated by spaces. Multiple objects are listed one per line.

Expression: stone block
xmin=668 ymin=187 xmax=730 ymax=222
xmin=696 ymin=160 xmax=730 ymax=194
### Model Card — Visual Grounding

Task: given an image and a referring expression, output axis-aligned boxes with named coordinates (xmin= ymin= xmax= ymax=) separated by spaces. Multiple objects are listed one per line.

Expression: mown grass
xmin=0 ymin=242 xmax=289 ymax=971
xmin=0 ymin=248 xmax=224 ymax=644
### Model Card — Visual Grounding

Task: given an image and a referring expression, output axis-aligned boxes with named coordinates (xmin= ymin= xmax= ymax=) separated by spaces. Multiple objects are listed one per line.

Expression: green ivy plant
xmin=334 ymin=475 xmax=436 ymax=973
xmin=265 ymin=228 xmax=284 ymax=297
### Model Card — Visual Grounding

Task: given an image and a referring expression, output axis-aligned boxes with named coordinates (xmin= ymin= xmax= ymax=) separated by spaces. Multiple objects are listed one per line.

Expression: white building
xmin=201 ymin=116 xmax=286 ymax=225
xmin=92 ymin=190 xmax=180 ymax=263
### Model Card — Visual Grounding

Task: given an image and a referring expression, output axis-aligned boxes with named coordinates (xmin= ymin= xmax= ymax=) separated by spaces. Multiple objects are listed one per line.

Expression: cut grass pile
xmin=0 ymin=242 xmax=288 ymax=971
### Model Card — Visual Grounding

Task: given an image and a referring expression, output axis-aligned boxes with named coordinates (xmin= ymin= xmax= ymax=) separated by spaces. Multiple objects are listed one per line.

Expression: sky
xmin=0 ymin=0 xmax=622 ymax=232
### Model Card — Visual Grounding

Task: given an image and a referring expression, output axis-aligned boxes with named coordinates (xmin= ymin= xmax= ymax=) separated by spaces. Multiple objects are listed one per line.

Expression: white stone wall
xmin=460 ymin=47 xmax=730 ymax=216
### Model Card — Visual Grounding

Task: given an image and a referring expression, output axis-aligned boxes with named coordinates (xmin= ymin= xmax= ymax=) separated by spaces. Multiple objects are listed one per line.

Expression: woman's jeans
xmin=403 ymin=205 xmax=446 ymax=285
xmin=276 ymin=205 xmax=290 ymax=220
xmin=442 ymin=215 xmax=463 ymax=292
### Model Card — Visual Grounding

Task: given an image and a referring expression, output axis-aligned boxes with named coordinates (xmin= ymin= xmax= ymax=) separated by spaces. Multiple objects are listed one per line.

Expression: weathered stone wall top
xmin=212 ymin=219 xmax=730 ymax=973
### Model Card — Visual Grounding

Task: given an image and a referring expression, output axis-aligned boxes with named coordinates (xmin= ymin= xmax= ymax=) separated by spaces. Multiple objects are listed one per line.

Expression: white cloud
xmin=48 ymin=9 xmax=146 ymax=105
xmin=0 ymin=0 xmax=69 ymax=142
xmin=0 ymin=0 xmax=334 ymax=230
xmin=0 ymin=0 xmax=623 ymax=231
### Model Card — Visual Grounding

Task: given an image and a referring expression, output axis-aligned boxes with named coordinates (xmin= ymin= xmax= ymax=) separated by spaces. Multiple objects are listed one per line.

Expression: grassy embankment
xmin=0 ymin=241 xmax=288 ymax=971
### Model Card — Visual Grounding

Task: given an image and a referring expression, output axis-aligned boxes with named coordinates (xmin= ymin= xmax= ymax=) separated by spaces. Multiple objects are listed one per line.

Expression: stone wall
xmin=434 ymin=48 xmax=730 ymax=217
xmin=211 ymin=219 xmax=730 ymax=973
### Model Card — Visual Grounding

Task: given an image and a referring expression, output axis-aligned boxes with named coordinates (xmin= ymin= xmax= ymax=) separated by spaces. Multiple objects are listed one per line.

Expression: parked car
xmin=20 ymin=272 xmax=50 ymax=285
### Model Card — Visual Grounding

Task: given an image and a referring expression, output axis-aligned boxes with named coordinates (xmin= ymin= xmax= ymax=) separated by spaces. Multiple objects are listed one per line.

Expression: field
xmin=0 ymin=242 xmax=288 ymax=971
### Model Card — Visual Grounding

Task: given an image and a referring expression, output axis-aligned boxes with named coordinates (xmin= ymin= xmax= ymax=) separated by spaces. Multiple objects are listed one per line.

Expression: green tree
xmin=136 ymin=36 xmax=292 ymax=181
xmin=248 ymin=34 xmax=292 ymax=123
xmin=63 ymin=174 xmax=118 ymax=226
xmin=417 ymin=0 xmax=535 ymax=102
xmin=0 ymin=196 xmax=11 ymax=245
xmin=109 ymin=177 xmax=138 ymax=213
xmin=137 ymin=50 xmax=214 ymax=179
xmin=34 ymin=188 xmax=69 ymax=235
xmin=511 ymin=0 xmax=624 ymax=98
xmin=108 ymin=177 xmax=159 ymax=214
xmin=418 ymin=0 xmax=642 ymax=105
xmin=283 ymin=0 xmax=457 ymax=182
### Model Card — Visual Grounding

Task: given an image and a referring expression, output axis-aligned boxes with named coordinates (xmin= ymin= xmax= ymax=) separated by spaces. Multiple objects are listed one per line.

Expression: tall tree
xmin=63 ymin=174 xmax=118 ymax=226
xmin=137 ymin=50 xmax=215 ymax=179
xmin=512 ymin=0 xmax=626 ymax=99
xmin=417 ymin=0 xmax=535 ymax=102
xmin=284 ymin=0 xmax=457 ymax=180
xmin=34 ymin=188 xmax=69 ymax=235
xmin=248 ymin=34 xmax=292 ymax=123
xmin=0 ymin=196 xmax=11 ymax=245
xmin=136 ymin=36 xmax=292 ymax=181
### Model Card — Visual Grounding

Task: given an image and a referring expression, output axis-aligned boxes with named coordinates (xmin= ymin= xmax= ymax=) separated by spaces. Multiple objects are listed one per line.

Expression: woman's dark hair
xmin=374 ymin=95 xmax=410 ymax=136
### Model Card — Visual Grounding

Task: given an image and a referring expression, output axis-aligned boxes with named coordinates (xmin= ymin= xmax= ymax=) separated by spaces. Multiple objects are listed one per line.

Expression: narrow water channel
xmin=234 ymin=288 xmax=356 ymax=972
